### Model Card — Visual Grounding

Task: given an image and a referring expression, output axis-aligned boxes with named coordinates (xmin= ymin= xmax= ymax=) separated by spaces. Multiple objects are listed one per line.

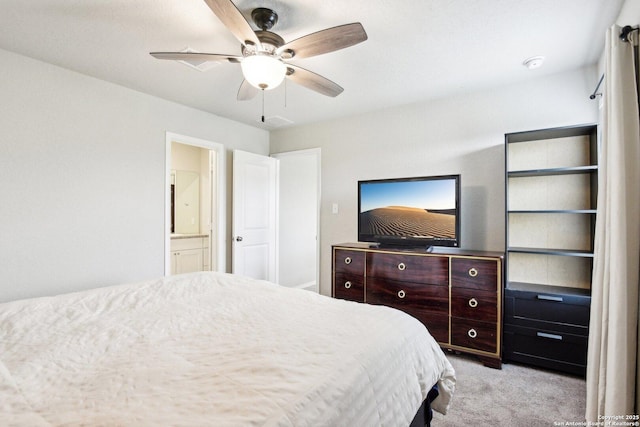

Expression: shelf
xmin=507 ymin=247 xmax=594 ymax=258
xmin=508 ymin=165 xmax=597 ymax=178
xmin=505 ymin=124 xmax=598 ymax=143
xmin=506 ymin=281 xmax=591 ymax=297
xmin=508 ymin=209 xmax=596 ymax=214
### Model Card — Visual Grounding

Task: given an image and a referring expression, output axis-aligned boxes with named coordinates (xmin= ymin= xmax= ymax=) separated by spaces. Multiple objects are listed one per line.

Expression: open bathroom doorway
xmin=165 ymin=132 xmax=226 ymax=275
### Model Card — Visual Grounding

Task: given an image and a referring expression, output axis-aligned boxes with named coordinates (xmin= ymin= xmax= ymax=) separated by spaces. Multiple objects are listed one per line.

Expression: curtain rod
xmin=620 ymin=25 xmax=639 ymax=42
xmin=589 ymin=25 xmax=639 ymax=100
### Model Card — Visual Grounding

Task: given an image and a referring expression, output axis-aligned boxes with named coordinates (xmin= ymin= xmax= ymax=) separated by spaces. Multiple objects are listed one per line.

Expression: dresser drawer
xmin=367 ymin=278 xmax=449 ymax=343
xmin=377 ymin=309 xmax=449 ymax=344
xmin=418 ymin=314 xmax=449 ymax=344
xmin=367 ymin=252 xmax=448 ymax=285
xmin=334 ymin=249 xmax=365 ymax=275
xmin=333 ymin=273 xmax=365 ymax=302
xmin=451 ymin=257 xmax=499 ymax=291
xmin=503 ymin=324 xmax=588 ymax=375
xmin=505 ymin=289 xmax=590 ymax=330
xmin=451 ymin=288 xmax=497 ymax=323
xmin=451 ymin=317 xmax=497 ymax=353
xmin=366 ymin=278 xmax=449 ymax=314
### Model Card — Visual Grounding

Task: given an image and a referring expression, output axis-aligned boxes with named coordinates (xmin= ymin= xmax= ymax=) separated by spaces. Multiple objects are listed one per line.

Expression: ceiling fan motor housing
xmin=242 ymin=9 xmax=294 ymax=59
xmin=243 ymin=30 xmax=283 ymax=53
xmin=251 ymin=7 xmax=278 ymax=31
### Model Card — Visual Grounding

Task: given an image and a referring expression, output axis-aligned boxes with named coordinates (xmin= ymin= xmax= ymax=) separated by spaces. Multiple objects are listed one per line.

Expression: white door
xmin=232 ymin=150 xmax=278 ymax=282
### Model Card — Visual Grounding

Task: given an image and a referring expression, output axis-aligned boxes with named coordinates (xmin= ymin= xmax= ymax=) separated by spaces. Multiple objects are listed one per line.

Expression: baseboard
xmin=293 ymin=281 xmax=318 ymax=293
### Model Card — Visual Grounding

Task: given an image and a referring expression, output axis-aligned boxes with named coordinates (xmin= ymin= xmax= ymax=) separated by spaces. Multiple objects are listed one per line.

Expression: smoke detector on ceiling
xmin=523 ymin=56 xmax=545 ymax=70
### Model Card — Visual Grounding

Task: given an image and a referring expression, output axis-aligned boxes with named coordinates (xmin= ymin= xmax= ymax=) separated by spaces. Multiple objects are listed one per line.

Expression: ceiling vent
xmin=258 ymin=115 xmax=294 ymax=128
xmin=177 ymin=47 xmax=219 ymax=72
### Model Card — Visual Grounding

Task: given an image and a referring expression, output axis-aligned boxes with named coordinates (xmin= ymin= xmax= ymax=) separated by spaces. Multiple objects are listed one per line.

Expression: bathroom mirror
xmin=172 ymin=170 xmax=200 ymax=234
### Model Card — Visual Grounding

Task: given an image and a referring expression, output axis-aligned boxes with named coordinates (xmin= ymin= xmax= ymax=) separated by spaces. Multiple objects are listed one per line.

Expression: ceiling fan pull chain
xmin=261 ymin=89 xmax=265 ymax=123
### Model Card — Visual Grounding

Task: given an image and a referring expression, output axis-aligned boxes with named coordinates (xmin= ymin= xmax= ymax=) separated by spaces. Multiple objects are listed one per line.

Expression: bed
xmin=0 ymin=271 xmax=455 ymax=426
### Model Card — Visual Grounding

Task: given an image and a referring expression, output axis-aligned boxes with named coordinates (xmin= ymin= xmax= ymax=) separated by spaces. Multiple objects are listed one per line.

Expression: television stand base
xmin=374 ymin=243 xmax=435 ymax=253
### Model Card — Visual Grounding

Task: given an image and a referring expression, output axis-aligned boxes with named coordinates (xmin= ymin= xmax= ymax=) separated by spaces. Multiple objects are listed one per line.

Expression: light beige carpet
xmin=432 ymin=353 xmax=586 ymax=426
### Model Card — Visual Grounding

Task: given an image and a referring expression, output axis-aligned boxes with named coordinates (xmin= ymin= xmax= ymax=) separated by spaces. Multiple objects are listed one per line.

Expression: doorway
xmin=272 ymin=148 xmax=320 ymax=292
xmin=165 ymin=132 xmax=226 ymax=275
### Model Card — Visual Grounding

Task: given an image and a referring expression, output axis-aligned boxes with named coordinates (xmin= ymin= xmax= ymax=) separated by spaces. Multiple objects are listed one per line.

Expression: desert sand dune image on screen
xmin=360 ymin=206 xmax=455 ymax=238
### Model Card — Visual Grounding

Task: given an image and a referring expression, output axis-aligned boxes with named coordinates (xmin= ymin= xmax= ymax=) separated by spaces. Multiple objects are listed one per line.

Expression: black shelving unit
xmin=503 ymin=124 xmax=598 ymax=376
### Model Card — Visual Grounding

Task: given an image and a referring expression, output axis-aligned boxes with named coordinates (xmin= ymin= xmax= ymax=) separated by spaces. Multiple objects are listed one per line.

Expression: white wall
xmin=270 ymin=67 xmax=600 ymax=296
xmin=616 ymin=0 xmax=640 ymax=25
xmin=0 ymin=48 xmax=268 ymax=302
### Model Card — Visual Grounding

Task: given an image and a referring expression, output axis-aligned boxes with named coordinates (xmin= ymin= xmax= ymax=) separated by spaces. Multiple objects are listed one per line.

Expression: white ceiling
xmin=0 ymin=0 xmax=625 ymax=129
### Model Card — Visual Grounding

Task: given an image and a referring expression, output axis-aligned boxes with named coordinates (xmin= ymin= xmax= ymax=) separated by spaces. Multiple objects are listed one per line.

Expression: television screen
xmin=358 ymin=174 xmax=460 ymax=248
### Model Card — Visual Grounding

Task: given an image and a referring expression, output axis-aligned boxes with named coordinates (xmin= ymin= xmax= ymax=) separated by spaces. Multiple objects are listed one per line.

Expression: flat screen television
xmin=358 ymin=174 xmax=460 ymax=248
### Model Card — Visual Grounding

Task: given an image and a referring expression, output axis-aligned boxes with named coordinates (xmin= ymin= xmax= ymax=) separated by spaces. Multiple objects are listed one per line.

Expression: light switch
xmin=332 ymin=203 xmax=339 ymax=214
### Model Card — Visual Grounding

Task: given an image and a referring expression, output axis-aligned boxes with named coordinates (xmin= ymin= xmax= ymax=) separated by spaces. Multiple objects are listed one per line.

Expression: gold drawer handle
xmin=468 ymin=267 xmax=478 ymax=277
xmin=468 ymin=298 xmax=478 ymax=308
xmin=468 ymin=329 xmax=477 ymax=339
xmin=397 ymin=290 xmax=406 ymax=299
xmin=397 ymin=262 xmax=406 ymax=271
xmin=344 ymin=281 xmax=352 ymax=289
xmin=344 ymin=257 xmax=352 ymax=265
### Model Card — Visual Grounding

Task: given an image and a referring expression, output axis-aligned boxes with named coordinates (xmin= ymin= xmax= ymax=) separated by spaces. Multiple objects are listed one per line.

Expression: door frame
xmin=165 ymin=132 xmax=226 ymax=274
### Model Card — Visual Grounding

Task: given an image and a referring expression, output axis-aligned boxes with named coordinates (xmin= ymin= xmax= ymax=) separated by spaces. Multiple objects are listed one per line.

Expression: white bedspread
xmin=0 ymin=272 xmax=455 ymax=426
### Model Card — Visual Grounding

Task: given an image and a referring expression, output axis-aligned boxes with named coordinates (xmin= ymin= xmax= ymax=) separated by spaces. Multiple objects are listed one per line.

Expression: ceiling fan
xmin=150 ymin=0 xmax=368 ymax=101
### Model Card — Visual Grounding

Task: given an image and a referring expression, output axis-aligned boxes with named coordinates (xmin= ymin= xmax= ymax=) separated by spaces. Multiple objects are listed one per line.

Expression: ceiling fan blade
xmin=286 ymin=65 xmax=344 ymax=97
xmin=203 ymin=0 xmax=261 ymax=48
xmin=150 ymin=52 xmax=242 ymax=63
xmin=237 ymin=79 xmax=258 ymax=101
xmin=277 ymin=23 xmax=367 ymax=59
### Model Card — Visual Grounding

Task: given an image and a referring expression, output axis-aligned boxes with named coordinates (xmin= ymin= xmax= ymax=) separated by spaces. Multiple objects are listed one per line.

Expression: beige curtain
xmin=586 ymin=24 xmax=640 ymax=420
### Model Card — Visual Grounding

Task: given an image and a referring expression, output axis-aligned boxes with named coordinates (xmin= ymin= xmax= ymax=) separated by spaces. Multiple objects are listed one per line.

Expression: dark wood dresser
xmin=332 ymin=243 xmax=504 ymax=368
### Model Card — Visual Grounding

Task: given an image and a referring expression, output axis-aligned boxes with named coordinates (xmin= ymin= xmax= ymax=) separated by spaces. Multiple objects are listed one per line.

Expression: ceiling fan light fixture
xmin=241 ymin=54 xmax=286 ymax=90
